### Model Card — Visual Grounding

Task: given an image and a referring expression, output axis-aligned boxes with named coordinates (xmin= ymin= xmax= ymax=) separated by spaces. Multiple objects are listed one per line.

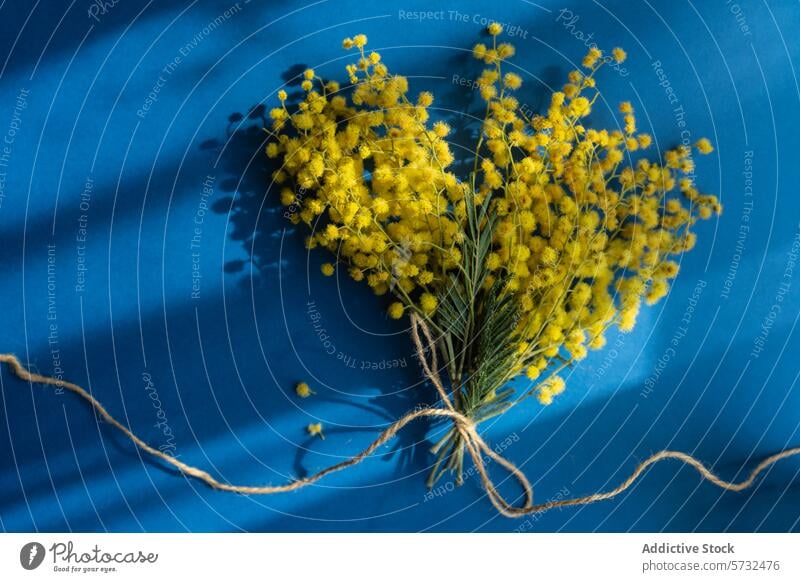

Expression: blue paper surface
xmin=1 ymin=0 xmax=799 ymax=532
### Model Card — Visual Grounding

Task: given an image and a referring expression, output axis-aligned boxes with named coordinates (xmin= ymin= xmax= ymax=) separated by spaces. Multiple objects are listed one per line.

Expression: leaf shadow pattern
xmin=200 ymin=106 xmax=287 ymax=285
xmin=197 ymin=67 xmax=450 ymax=485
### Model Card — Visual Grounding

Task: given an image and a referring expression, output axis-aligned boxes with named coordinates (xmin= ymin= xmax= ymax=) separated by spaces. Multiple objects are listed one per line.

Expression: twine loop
xmin=408 ymin=313 xmax=534 ymax=514
xmin=2 ymin=316 xmax=799 ymax=518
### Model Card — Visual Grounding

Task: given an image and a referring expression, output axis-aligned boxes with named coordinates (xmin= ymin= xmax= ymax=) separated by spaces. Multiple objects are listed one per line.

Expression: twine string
xmin=2 ymin=318 xmax=799 ymax=517
xmin=408 ymin=314 xmax=534 ymax=512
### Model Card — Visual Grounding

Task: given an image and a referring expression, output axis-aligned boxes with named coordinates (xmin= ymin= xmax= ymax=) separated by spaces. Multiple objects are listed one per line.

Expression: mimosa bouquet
xmin=265 ymin=25 xmax=720 ymax=488
xmin=6 ymin=22 xmax=800 ymax=522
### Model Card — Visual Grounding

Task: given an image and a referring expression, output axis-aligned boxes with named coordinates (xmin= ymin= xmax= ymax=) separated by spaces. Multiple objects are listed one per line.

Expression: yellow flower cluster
xmin=295 ymin=382 xmax=314 ymax=398
xmin=267 ymin=26 xmax=720 ymax=408
xmin=267 ymin=35 xmax=463 ymax=309
xmin=535 ymin=376 xmax=566 ymax=406
xmin=465 ymin=29 xmax=720 ymax=403
xmin=307 ymin=422 xmax=324 ymax=439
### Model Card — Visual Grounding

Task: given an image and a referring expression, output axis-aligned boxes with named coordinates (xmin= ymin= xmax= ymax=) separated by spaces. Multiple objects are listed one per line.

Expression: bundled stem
xmin=424 ymin=182 xmax=519 ymax=485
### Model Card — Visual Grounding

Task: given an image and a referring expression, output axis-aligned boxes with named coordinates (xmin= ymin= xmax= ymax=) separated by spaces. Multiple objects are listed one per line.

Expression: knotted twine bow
xmin=2 ymin=314 xmax=800 ymax=518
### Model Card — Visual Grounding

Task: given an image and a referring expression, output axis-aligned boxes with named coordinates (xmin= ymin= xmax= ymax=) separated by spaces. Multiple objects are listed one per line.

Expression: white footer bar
xmin=1 ymin=533 xmax=796 ymax=581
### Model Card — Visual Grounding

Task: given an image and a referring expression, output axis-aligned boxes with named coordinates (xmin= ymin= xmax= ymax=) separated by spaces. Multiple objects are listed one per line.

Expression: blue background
xmin=1 ymin=0 xmax=799 ymax=532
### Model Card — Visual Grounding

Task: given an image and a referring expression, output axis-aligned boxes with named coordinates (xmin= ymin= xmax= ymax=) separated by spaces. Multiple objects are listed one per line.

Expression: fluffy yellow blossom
xmin=487 ymin=22 xmax=503 ymax=36
xmin=503 ymin=72 xmax=522 ymax=90
xmin=321 ymin=263 xmax=335 ymax=276
xmin=612 ymin=47 xmax=627 ymax=63
xmin=695 ymin=138 xmax=714 ymax=154
xmin=497 ymin=43 xmax=515 ymax=60
xmin=433 ymin=121 xmax=451 ymax=137
xmin=417 ymin=91 xmax=434 ymax=107
xmin=295 ymin=382 xmax=314 ymax=398
xmin=388 ymin=302 xmax=405 ymax=319
xmin=537 ymin=376 xmax=566 ymax=405
xmin=307 ymin=423 xmax=324 ymax=439
xmin=420 ymin=293 xmax=438 ymax=315
xmin=582 ymin=47 xmax=603 ymax=68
